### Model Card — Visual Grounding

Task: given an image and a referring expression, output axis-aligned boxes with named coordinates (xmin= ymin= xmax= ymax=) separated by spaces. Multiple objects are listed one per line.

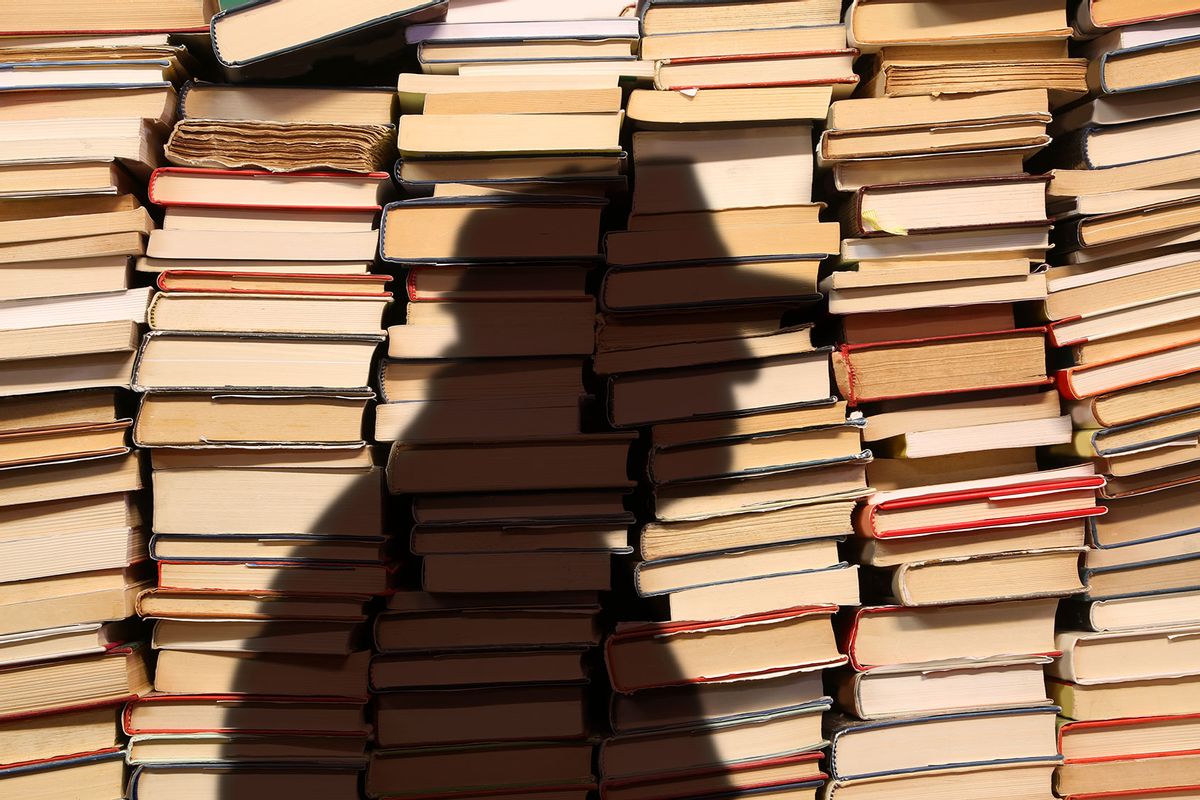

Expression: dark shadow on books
xmin=357 ymin=140 xmax=846 ymax=800
xmin=182 ymin=128 xmax=841 ymax=800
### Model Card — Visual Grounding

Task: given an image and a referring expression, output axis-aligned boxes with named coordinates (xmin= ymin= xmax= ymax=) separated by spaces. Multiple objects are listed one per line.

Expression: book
xmin=129 ymin=765 xmax=362 ymax=800
xmin=178 ymin=82 xmax=396 ymax=125
xmin=0 ymin=750 xmax=126 ymax=800
xmin=1090 ymin=36 xmax=1200 ymax=95
xmin=627 ymin=84 xmax=834 ymax=125
xmin=0 ymin=0 xmax=214 ymax=33
xmin=148 ymin=168 xmax=391 ymax=209
xmin=606 ymin=606 xmax=844 ymax=693
xmin=366 ymin=741 xmax=594 ymax=799
xmin=380 ymin=196 xmax=606 ymax=262
xmin=376 ymin=685 xmax=588 ymax=748
xmin=652 ymin=50 xmax=859 ymax=97
xmin=1075 ymin=0 xmax=1200 ymax=34
xmin=844 ymin=598 xmax=1059 ymax=669
xmin=639 ymin=0 xmax=842 ymax=35
xmin=836 ymin=657 xmax=1053 ymax=719
xmin=600 ymin=705 xmax=829 ymax=782
xmin=133 ymin=332 xmax=383 ymax=391
xmin=832 ymin=328 xmax=1050 ymax=405
xmin=826 ymin=762 xmax=1058 ymax=800
xmin=209 ymin=0 xmax=447 ymax=78
xmin=165 ymin=119 xmax=395 ymax=173
xmin=827 ymin=708 xmax=1059 ymax=780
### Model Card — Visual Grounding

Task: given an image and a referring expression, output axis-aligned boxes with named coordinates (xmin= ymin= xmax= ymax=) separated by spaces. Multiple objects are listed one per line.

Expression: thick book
xmin=132 ymin=331 xmax=383 ymax=392
xmin=380 ymin=196 xmax=606 ymax=263
xmin=856 ymin=465 xmax=1105 ymax=539
xmin=607 ymin=350 xmax=834 ymax=428
xmin=134 ymin=391 xmax=370 ymax=448
xmin=605 ymin=606 xmax=845 ymax=693
xmin=826 ymin=761 xmax=1059 ymax=800
xmin=627 ymin=84 xmax=834 ymax=125
xmin=178 ymin=81 xmax=396 ymax=125
xmin=600 ymin=704 xmax=829 ymax=783
xmin=845 ymin=0 xmax=1070 ymax=50
xmin=1090 ymin=35 xmax=1200 ymax=94
xmin=367 ymin=741 xmax=594 ymax=800
xmin=832 ymin=327 xmax=1050 ymax=405
xmin=129 ymin=765 xmax=361 ymax=800
xmin=843 ymin=598 xmax=1060 ymax=671
xmin=164 ymin=118 xmax=394 ymax=174
xmin=0 ymin=646 xmax=150 ymax=718
xmin=123 ymin=694 xmax=370 ymax=736
xmin=652 ymin=50 xmax=859 ymax=96
xmin=210 ymin=0 xmax=447 ymax=79
xmin=827 ymin=707 xmax=1060 ymax=781
xmin=639 ymin=0 xmax=842 ymax=34
xmin=869 ymin=547 xmax=1086 ymax=606
xmin=1060 ymin=712 xmax=1200 ymax=764
xmin=1075 ymin=0 xmax=1200 ymax=34
xmin=1052 ymin=627 xmax=1200 ymax=684
xmin=0 ymin=0 xmax=214 ymax=33
xmin=844 ymin=175 xmax=1050 ymax=237
xmin=376 ymin=685 xmax=588 ymax=748
xmin=838 ymin=657 xmax=1053 ymax=719
xmin=0 ymin=749 xmax=125 ymax=799
xmin=148 ymin=167 xmax=391 ymax=209
xmin=386 ymin=434 xmax=635 ymax=494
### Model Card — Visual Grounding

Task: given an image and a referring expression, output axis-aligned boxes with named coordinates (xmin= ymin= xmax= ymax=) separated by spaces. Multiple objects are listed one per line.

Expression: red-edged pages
xmin=655 ymin=49 xmax=860 ymax=90
xmin=857 ymin=467 xmax=1107 ymax=539
xmin=147 ymin=167 xmax=391 ymax=210
xmin=156 ymin=270 xmax=392 ymax=297
xmin=842 ymin=605 xmax=1063 ymax=672
xmin=122 ymin=694 xmax=370 ymax=736
xmin=834 ymin=326 xmax=1052 ymax=406
xmin=1057 ymin=338 xmax=1200 ymax=400
xmin=599 ymin=753 xmax=826 ymax=800
xmin=1060 ymin=713 xmax=1200 ymax=764
xmin=605 ymin=606 xmax=845 ymax=694
xmin=0 ymin=746 xmax=122 ymax=774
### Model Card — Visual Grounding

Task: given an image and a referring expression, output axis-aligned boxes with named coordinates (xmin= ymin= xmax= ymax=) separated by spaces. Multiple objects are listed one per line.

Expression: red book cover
xmin=1057 ymin=338 xmax=1200 ymax=400
xmin=1060 ymin=713 xmax=1200 ymax=764
xmin=857 ymin=475 xmax=1107 ymax=539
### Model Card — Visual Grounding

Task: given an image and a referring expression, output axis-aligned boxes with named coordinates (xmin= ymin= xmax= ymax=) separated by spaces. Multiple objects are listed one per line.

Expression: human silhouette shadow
xmin=183 ymin=79 xmax=838 ymax=800
xmin=352 ymin=122 xmax=839 ymax=800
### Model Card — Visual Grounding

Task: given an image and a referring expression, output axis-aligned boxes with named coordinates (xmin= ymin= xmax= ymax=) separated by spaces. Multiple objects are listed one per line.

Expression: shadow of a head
xmin=359 ymin=119 xmax=849 ymax=800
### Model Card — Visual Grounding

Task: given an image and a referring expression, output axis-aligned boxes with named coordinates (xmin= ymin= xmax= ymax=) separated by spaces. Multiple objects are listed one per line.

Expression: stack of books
xmin=369 ymin=58 xmax=636 ymax=799
xmin=599 ymin=3 xmax=865 ymax=800
xmin=0 ymin=5 xmax=205 ymax=796
xmin=1042 ymin=5 xmax=1200 ymax=800
xmin=823 ymin=2 xmax=1108 ymax=799
xmin=846 ymin=0 xmax=1086 ymax=100
xmin=125 ymin=90 xmax=395 ymax=797
xmin=406 ymin=0 xmax=642 ymax=79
